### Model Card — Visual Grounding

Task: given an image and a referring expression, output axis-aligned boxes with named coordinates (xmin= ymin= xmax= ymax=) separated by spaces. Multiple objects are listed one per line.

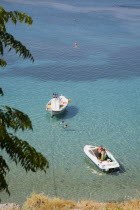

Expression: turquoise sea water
xmin=1 ymin=0 xmax=140 ymax=205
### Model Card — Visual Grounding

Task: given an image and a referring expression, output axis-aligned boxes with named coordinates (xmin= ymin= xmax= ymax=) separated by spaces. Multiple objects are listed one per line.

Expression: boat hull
xmin=87 ymin=156 xmax=120 ymax=172
xmin=48 ymin=107 xmax=67 ymax=116
xmin=84 ymin=145 xmax=120 ymax=172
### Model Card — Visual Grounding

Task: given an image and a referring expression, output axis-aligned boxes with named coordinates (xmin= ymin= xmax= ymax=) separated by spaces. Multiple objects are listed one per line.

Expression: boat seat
xmin=89 ymin=149 xmax=98 ymax=157
xmin=60 ymin=105 xmax=64 ymax=108
xmin=93 ymin=149 xmax=100 ymax=158
xmin=47 ymin=104 xmax=51 ymax=109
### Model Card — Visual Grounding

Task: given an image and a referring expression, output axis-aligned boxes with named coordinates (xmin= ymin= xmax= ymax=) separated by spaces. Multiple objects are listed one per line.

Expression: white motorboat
xmin=46 ymin=94 xmax=71 ymax=117
xmin=84 ymin=145 xmax=120 ymax=172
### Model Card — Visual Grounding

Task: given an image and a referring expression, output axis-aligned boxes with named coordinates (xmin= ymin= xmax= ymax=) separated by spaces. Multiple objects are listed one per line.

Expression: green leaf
xmin=0 ymin=88 xmax=4 ymax=95
xmin=0 ymin=156 xmax=10 ymax=195
xmin=0 ymin=59 xmax=7 ymax=67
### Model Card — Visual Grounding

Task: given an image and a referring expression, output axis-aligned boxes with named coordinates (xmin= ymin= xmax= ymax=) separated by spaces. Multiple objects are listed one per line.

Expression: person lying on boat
xmin=100 ymin=149 xmax=107 ymax=161
xmin=96 ymin=146 xmax=103 ymax=159
xmin=96 ymin=146 xmax=111 ymax=162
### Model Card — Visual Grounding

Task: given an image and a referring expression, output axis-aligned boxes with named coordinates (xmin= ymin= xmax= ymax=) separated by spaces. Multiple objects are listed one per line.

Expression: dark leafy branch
xmin=0 ymin=127 xmax=49 ymax=172
xmin=0 ymin=5 xmax=33 ymax=31
xmin=0 ymin=6 xmax=49 ymax=195
xmin=0 ymin=107 xmax=49 ymax=194
xmin=1 ymin=106 xmax=33 ymax=131
xmin=0 ymin=5 xmax=34 ymax=66
xmin=0 ymin=31 xmax=34 ymax=62
xmin=0 ymin=88 xmax=4 ymax=95
xmin=0 ymin=155 xmax=10 ymax=195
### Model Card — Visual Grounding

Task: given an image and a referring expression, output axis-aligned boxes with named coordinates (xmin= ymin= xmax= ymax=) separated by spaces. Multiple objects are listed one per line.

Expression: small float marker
xmin=74 ymin=43 xmax=78 ymax=47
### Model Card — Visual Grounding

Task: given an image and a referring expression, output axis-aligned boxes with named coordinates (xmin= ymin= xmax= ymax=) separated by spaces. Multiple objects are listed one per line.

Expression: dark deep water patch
xmin=1 ymin=47 xmax=140 ymax=82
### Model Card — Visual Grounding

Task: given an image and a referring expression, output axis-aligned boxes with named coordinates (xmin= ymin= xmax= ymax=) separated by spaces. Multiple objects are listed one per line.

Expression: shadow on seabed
xmin=46 ymin=105 xmax=79 ymax=120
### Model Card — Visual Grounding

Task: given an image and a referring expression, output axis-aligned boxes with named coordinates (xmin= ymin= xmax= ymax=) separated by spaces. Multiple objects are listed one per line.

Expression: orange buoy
xmin=74 ymin=43 xmax=78 ymax=47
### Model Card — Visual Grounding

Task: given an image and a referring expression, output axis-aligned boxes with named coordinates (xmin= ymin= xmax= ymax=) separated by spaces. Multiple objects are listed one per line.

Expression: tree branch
xmin=1 ymin=106 xmax=33 ymax=131
xmin=0 ymin=132 xmax=49 ymax=172
xmin=0 ymin=155 xmax=10 ymax=195
xmin=0 ymin=31 xmax=34 ymax=62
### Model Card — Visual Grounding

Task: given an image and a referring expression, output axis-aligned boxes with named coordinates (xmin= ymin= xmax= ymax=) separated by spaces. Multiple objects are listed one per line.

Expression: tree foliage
xmin=0 ymin=106 xmax=49 ymax=195
xmin=0 ymin=5 xmax=49 ymax=195
xmin=0 ymin=88 xmax=4 ymax=96
xmin=0 ymin=5 xmax=34 ymax=67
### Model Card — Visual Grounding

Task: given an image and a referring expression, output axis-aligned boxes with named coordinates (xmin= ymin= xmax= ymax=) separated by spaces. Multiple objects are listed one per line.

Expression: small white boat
xmin=46 ymin=94 xmax=71 ymax=117
xmin=84 ymin=145 xmax=120 ymax=172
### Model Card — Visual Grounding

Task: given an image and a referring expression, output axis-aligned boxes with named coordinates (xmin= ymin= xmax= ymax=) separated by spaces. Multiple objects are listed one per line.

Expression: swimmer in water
xmin=63 ymin=124 xmax=68 ymax=128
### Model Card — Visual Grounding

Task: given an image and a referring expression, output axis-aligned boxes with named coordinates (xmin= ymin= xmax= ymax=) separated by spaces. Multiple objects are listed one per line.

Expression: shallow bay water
xmin=0 ymin=0 xmax=140 ymax=204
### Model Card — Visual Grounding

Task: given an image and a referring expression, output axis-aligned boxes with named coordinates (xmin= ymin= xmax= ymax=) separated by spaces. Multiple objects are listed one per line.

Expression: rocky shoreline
xmin=0 ymin=203 xmax=20 ymax=210
xmin=0 ymin=197 xmax=140 ymax=210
